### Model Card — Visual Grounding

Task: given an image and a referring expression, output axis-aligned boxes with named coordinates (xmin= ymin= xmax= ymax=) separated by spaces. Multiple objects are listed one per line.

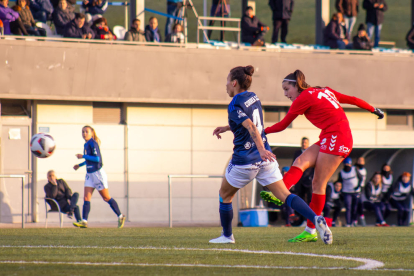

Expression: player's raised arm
xmin=213 ymin=125 xmax=230 ymax=139
xmin=265 ymin=113 xmax=298 ymax=134
xmin=241 ymin=119 xmax=276 ymax=162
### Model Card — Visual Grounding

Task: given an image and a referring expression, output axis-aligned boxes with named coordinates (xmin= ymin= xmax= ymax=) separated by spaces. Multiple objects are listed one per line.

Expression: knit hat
xmin=343 ymin=157 xmax=352 ymax=165
xmin=358 ymin=24 xmax=365 ymax=31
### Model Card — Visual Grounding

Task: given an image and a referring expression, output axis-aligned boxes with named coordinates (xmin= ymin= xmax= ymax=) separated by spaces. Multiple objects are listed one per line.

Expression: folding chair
xmin=44 ymin=198 xmax=64 ymax=228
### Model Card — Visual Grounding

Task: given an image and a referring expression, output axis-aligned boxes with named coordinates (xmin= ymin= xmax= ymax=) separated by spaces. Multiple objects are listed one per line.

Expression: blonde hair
xmin=83 ymin=125 xmax=101 ymax=145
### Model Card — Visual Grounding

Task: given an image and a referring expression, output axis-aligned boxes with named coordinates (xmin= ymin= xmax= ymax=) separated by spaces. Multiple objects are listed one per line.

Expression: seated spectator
xmin=82 ymin=0 xmax=107 ymax=23
xmin=353 ymin=24 xmax=372 ymax=50
xmin=50 ymin=0 xmax=74 ymax=12
xmin=91 ymin=17 xmax=115 ymax=40
xmin=388 ymin=172 xmax=413 ymax=226
xmin=323 ymin=12 xmax=351 ymax=49
xmin=241 ymin=6 xmax=269 ymax=46
xmin=30 ymin=0 xmax=53 ymax=23
xmin=12 ymin=0 xmax=45 ymax=36
xmin=124 ymin=18 xmax=146 ymax=42
xmin=406 ymin=24 xmax=414 ymax=50
xmin=64 ymin=12 xmax=94 ymax=39
xmin=53 ymin=0 xmax=75 ymax=36
xmin=165 ymin=22 xmax=184 ymax=43
xmin=364 ymin=172 xmax=389 ymax=226
xmin=145 ymin=16 xmax=162 ymax=43
xmin=44 ymin=170 xmax=81 ymax=221
xmin=0 ymin=0 xmax=19 ymax=35
xmin=323 ymin=181 xmax=342 ymax=227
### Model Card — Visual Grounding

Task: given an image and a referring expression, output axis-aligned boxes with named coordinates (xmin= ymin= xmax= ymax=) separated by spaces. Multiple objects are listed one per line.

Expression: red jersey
xmin=265 ymin=87 xmax=375 ymax=134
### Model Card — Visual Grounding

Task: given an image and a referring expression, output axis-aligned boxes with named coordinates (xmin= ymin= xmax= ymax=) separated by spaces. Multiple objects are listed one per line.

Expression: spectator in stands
xmin=268 ymin=0 xmax=294 ymax=43
xmin=124 ymin=18 xmax=146 ymax=42
xmin=335 ymin=0 xmax=359 ymax=36
xmin=145 ymin=16 xmax=162 ymax=43
xmin=338 ymin=157 xmax=363 ymax=227
xmin=82 ymin=0 xmax=107 ymax=23
xmin=51 ymin=0 xmax=74 ymax=12
xmin=406 ymin=23 xmax=414 ymax=50
xmin=323 ymin=12 xmax=351 ymax=49
xmin=355 ymin=156 xmax=367 ymax=226
xmin=53 ymin=0 xmax=74 ymax=36
xmin=207 ymin=0 xmax=231 ymax=42
xmin=64 ymin=12 xmax=94 ymax=39
xmin=165 ymin=0 xmax=183 ymax=38
xmin=165 ymin=22 xmax=184 ymax=43
xmin=323 ymin=181 xmax=342 ymax=227
xmin=241 ymin=6 xmax=269 ymax=47
xmin=380 ymin=163 xmax=393 ymax=220
xmin=353 ymin=23 xmax=373 ymax=50
xmin=91 ymin=17 xmax=115 ymax=40
xmin=12 ymin=0 xmax=45 ymax=36
xmin=363 ymin=0 xmax=387 ymax=48
xmin=388 ymin=172 xmax=413 ymax=226
xmin=44 ymin=170 xmax=81 ymax=221
xmin=364 ymin=171 xmax=389 ymax=226
xmin=30 ymin=0 xmax=53 ymax=23
xmin=0 ymin=0 xmax=20 ymax=35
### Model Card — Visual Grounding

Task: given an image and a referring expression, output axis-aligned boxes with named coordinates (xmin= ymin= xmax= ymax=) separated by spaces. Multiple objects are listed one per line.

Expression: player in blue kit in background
xmin=210 ymin=65 xmax=332 ymax=244
xmin=73 ymin=125 xmax=126 ymax=228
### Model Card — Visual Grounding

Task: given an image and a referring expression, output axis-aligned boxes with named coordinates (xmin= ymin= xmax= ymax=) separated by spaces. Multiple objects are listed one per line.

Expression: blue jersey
xmin=83 ymin=139 xmax=103 ymax=173
xmin=228 ymin=91 xmax=271 ymax=165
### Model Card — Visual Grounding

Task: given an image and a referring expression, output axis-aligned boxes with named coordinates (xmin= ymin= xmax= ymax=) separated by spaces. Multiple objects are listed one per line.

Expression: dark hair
xmin=283 ymin=70 xmax=312 ymax=93
xmin=331 ymin=12 xmax=342 ymax=21
xmin=75 ymin=13 xmax=85 ymax=20
xmin=302 ymin=137 xmax=309 ymax=142
xmin=149 ymin=16 xmax=157 ymax=22
xmin=245 ymin=6 xmax=253 ymax=12
xmin=381 ymin=163 xmax=393 ymax=175
xmin=132 ymin=18 xmax=140 ymax=24
xmin=93 ymin=17 xmax=107 ymax=26
xmin=370 ymin=171 xmax=382 ymax=183
xmin=229 ymin=65 xmax=255 ymax=91
xmin=172 ymin=23 xmax=182 ymax=32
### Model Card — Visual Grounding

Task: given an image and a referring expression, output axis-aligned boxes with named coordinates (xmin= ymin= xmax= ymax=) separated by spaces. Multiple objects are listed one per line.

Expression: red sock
xmin=283 ymin=166 xmax=303 ymax=190
xmin=307 ymin=193 xmax=326 ymax=229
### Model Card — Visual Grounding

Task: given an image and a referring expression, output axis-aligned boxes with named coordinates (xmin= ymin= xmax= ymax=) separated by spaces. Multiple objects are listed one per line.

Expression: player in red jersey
xmin=261 ymin=70 xmax=384 ymax=243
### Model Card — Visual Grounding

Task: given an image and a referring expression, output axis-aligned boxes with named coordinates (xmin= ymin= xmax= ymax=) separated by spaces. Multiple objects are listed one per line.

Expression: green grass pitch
xmin=1 ymin=227 xmax=414 ymax=275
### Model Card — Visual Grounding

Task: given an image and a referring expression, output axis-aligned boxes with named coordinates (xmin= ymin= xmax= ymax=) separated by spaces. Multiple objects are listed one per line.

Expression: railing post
xmin=22 ymin=176 xmax=25 ymax=228
xmin=168 ymin=176 xmax=172 ymax=228
xmin=124 ymin=2 xmax=128 ymax=30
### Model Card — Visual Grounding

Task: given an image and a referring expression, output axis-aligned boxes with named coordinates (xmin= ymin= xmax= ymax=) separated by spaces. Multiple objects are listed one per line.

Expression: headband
xmin=283 ymin=79 xmax=296 ymax=82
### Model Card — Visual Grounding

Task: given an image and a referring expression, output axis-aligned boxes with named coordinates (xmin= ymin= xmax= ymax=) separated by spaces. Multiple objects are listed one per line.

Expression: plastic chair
xmin=35 ymin=22 xmax=62 ymax=37
xmin=44 ymin=198 xmax=63 ymax=228
xmin=113 ymin=25 xmax=126 ymax=40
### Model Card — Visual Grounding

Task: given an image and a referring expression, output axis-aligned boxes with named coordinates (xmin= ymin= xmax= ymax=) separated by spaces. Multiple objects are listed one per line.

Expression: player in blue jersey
xmin=209 ymin=65 xmax=332 ymax=244
xmin=72 ymin=125 xmax=126 ymax=228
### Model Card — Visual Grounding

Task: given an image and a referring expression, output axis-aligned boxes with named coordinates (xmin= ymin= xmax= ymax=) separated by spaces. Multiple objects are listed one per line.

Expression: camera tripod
xmin=208 ymin=0 xmax=230 ymax=42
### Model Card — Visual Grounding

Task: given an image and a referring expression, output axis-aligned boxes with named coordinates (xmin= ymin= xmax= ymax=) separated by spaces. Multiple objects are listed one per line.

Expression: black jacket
xmin=365 ymin=181 xmax=383 ymax=203
xmin=53 ymin=8 xmax=75 ymax=35
xmin=406 ymin=26 xmax=414 ymax=50
xmin=353 ymin=34 xmax=372 ymax=50
xmin=145 ymin=25 xmax=162 ymax=42
xmin=268 ymin=0 xmax=294 ymax=20
xmin=335 ymin=0 xmax=359 ymax=17
xmin=64 ymin=20 xmax=95 ymax=38
xmin=44 ymin=179 xmax=72 ymax=210
xmin=323 ymin=19 xmax=349 ymax=49
xmin=241 ymin=15 xmax=266 ymax=43
xmin=363 ymin=0 xmax=388 ymax=25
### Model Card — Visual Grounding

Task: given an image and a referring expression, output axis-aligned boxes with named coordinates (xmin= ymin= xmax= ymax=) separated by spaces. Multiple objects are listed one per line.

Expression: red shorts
xmin=315 ymin=129 xmax=353 ymax=158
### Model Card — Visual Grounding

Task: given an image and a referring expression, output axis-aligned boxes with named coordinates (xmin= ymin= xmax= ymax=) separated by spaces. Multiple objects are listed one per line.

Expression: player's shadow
xmin=0 ymin=192 xmax=12 ymax=223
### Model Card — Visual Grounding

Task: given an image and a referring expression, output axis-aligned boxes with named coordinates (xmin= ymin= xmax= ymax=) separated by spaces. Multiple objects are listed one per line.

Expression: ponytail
xmin=283 ymin=69 xmax=312 ymax=93
xmin=83 ymin=125 xmax=101 ymax=146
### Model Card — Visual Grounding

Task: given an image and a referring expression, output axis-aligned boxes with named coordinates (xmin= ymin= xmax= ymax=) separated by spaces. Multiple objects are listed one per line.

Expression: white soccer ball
xmin=30 ymin=133 xmax=56 ymax=158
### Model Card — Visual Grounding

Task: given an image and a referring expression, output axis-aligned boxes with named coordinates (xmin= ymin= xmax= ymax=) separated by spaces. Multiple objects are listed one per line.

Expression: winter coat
xmin=241 ymin=14 xmax=266 ymax=43
xmin=365 ymin=181 xmax=383 ymax=203
xmin=363 ymin=0 xmax=388 ymax=25
xmin=124 ymin=28 xmax=146 ymax=42
xmin=53 ymin=7 xmax=75 ymax=35
xmin=323 ymin=19 xmax=349 ymax=49
xmin=44 ymin=179 xmax=73 ymax=210
xmin=353 ymin=34 xmax=372 ymax=50
xmin=145 ymin=24 xmax=162 ymax=42
xmin=12 ymin=5 xmax=35 ymax=27
xmin=91 ymin=24 xmax=116 ymax=40
xmin=82 ymin=0 xmax=108 ymax=15
xmin=165 ymin=31 xmax=185 ymax=43
xmin=335 ymin=0 xmax=359 ymax=17
xmin=406 ymin=26 xmax=414 ymax=50
xmin=64 ymin=19 xmax=95 ymax=38
xmin=30 ymin=0 xmax=53 ymax=15
xmin=50 ymin=0 xmax=76 ymax=8
xmin=268 ymin=0 xmax=294 ymax=20
xmin=0 ymin=3 xmax=19 ymax=35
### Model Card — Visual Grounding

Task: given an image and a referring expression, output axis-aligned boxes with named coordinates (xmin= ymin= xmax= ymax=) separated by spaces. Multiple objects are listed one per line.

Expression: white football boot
xmin=209 ymin=233 xmax=235 ymax=244
xmin=314 ymin=216 xmax=333 ymax=245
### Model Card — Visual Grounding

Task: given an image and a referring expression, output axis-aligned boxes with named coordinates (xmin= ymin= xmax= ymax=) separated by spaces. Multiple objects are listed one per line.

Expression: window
xmin=93 ymin=102 xmax=123 ymax=124
xmin=264 ymin=108 xmax=280 ymax=123
xmin=1 ymin=100 xmax=30 ymax=116
xmin=386 ymin=110 xmax=412 ymax=129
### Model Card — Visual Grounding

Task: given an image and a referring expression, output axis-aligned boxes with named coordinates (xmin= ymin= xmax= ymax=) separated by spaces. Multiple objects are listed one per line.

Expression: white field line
xmin=0 ymin=245 xmax=386 ymax=271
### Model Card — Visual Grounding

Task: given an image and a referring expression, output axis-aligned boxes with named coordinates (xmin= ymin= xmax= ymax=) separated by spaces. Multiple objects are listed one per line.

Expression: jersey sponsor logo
xmin=244 ymin=142 xmax=252 ymax=149
xmin=339 ymin=145 xmax=350 ymax=154
xmin=237 ymin=110 xmax=247 ymax=118
xmin=244 ymin=95 xmax=259 ymax=108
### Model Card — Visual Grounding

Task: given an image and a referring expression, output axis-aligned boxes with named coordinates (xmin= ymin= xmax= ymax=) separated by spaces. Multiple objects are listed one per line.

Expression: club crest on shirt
xmin=244 ymin=142 xmax=252 ymax=149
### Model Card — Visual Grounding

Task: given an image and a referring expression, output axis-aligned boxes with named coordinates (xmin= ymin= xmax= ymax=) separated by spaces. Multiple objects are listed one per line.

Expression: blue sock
xmin=107 ymin=198 xmax=121 ymax=216
xmin=219 ymin=202 xmax=233 ymax=237
xmin=286 ymin=194 xmax=317 ymax=223
xmin=82 ymin=201 xmax=91 ymax=221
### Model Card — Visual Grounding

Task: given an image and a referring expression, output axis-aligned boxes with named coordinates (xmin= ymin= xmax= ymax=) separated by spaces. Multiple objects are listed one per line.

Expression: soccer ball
xmin=30 ymin=133 xmax=56 ymax=158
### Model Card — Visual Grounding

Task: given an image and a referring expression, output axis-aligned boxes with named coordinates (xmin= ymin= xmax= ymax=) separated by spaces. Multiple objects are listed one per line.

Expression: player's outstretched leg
xmin=73 ymin=201 xmax=90 ymax=228
xmin=260 ymin=191 xmax=283 ymax=206
xmin=314 ymin=216 xmax=333 ymax=245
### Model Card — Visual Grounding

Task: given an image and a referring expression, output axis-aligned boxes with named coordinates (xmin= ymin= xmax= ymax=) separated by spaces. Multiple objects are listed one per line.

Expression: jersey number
xmin=252 ymin=109 xmax=263 ymax=134
xmin=317 ymin=90 xmax=340 ymax=109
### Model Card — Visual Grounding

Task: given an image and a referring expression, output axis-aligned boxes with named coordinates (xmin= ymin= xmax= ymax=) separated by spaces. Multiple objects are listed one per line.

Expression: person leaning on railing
xmin=165 ymin=22 xmax=184 ymax=44
xmin=53 ymin=0 xmax=74 ymax=36
xmin=241 ymin=6 xmax=269 ymax=47
xmin=91 ymin=17 xmax=115 ymax=40
xmin=64 ymin=12 xmax=94 ymax=39
xmin=145 ymin=16 xmax=162 ymax=43
xmin=124 ymin=18 xmax=146 ymax=42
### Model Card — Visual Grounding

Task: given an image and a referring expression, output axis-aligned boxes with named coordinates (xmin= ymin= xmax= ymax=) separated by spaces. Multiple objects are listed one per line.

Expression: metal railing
xmin=0 ymin=175 xmax=25 ymax=228
xmin=197 ymin=16 xmax=241 ymax=47
xmin=167 ymin=174 xmax=223 ymax=228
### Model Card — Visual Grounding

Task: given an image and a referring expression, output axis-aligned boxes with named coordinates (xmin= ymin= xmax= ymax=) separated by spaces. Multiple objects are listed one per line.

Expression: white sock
xmin=118 ymin=214 xmax=123 ymax=218
xmin=305 ymin=226 xmax=316 ymax=234
xmin=82 ymin=219 xmax=87 ymax=223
